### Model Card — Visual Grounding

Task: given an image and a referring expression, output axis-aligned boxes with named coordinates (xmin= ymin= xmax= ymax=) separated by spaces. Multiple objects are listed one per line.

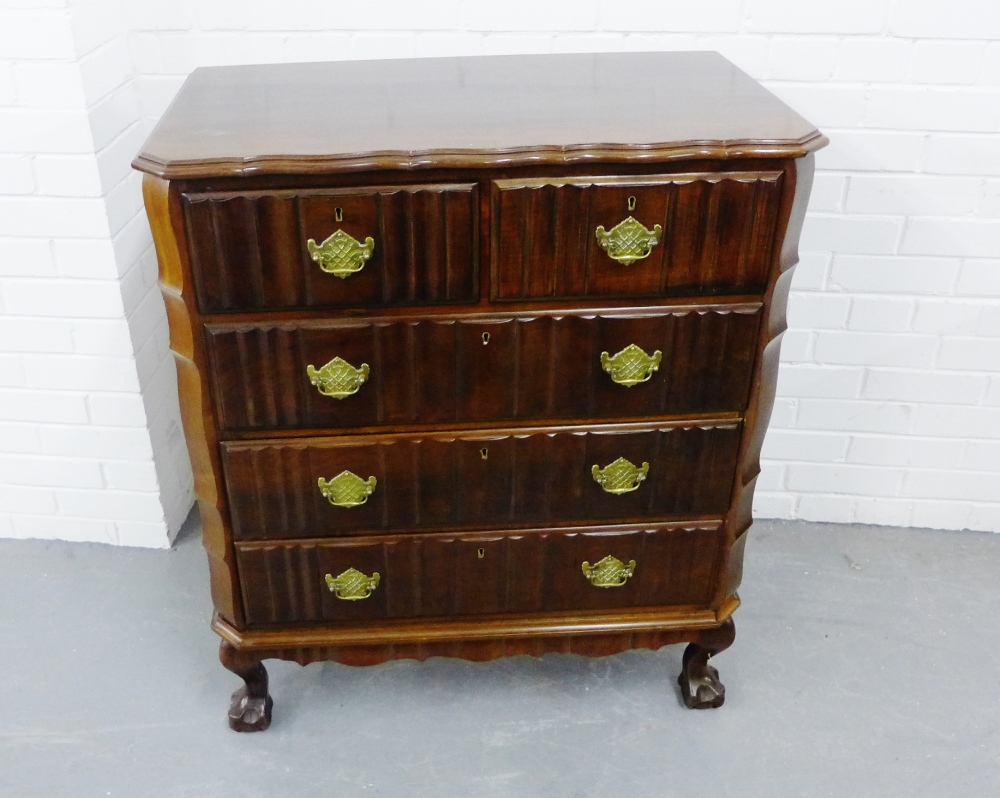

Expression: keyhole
xmin=482 ymin=332 xmax=490 ymax=345
xmin=477 ymin=548 xmax=485 ymax=559
xmin=335 ymin=207 xmax=344 ymax=222
xmin=627 ymin=195 xmax=636 ymax=211
xmin=480 ymin=447 xmax=489 ymax=460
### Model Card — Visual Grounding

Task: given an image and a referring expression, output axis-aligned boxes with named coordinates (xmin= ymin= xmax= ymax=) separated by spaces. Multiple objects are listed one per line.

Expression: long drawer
xmin=492 ymin=171 xmax=783 ymax=300
xmin=220 ymin=423 xmax=742 ymax=540
xmin=235 ymin=523 xmax=723 ymax=625
xmin=205 ymin=306 xmax=760 ymax=432
xmin=183 ymin=183 xmax=479 ymax=312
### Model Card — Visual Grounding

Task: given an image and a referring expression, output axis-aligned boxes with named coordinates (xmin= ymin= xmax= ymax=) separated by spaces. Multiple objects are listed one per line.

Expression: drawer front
xmin=492 ymin=171 xmax=782 ymax=300
xmin=183 ymin=183 xmax=478 ymax=312
xmin=235 ymin=524 xmax=722 ymax=625
xmin=221 ymin=424 xmax=741 ymax=540
xmin=206 ymin=307 xmax=760 ymax=432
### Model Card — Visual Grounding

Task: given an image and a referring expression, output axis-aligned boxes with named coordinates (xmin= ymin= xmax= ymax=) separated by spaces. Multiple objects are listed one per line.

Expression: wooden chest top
xmin=132 ymin=51 xmax=825 ymax=179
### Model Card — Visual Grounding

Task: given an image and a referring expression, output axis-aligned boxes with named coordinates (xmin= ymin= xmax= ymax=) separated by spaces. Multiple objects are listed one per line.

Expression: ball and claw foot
xmin=678 ymin=618 xmax=736 ymax=710
xmin=220 ymin=640 xmax=273 ymax=732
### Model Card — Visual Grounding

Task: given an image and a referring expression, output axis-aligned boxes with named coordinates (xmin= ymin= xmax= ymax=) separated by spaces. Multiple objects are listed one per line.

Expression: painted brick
xmin=834 ymin=39 xmax=913 ymax=83
xmin=0 ymin=389 xmax=88 ymax=423
xmin=755 ymin=462 xmax=786 ymax=491
xmin=102 ymin=460 xmax=160 ymax=491
xmin=863 ymin=369 xmax=988 ymax=405
xmin=0 ymin=197 xmax=110 ymax=238
xmin=597 ymin=2 xmax=742 ymax=32
xmin=985 ymin=377 xmax=1000 ymax=406
xmin=846 ymin=175 xmax=983 ymax=216
xmin=937 ymin=337 xmax=1000 ymax=371
xmin=116 ymin=520 xmax=172 ymax=548
xmin=0 ymin=485 xmax=57 ymax=515
xmin=796 ymin=494 xmax=855 ymax=523
xmin=925 ymin=135 xmax=1000 ymax=176
xmin=914 ymin=405 xmax=1000 ymax=438
xmin=982 ymin=42 xmax=1000 ymax=86
xmin=854 ymin=497 xmax=913 ymax=527
xmin=956 ymin=260 xmax=1000 ymax=297
xmin=0 ymin=423 xmax=41 ymax=454
xmin=0 ymin=61 xmax=15 ymax=106
xmin=88 ymin=84 xmax=141 ymax=151
xmin=0 ymin=155 xmax=34 ymax=194
xmin=977 ymin=305 xmax=1000 ymax=336
xmin=910 ymin=41 xmax=986 ymax=85
xmin=70 ymin=0 xmax=122 ymax=56
xmin=865 ymin=87 xmax=1000 ymax=133
xmin=32 ymin=154 xmax=103 ymax=197
xmin=0 ymin=355 xmax=24 ymax=386
xmin=768 ymin=37 xmax=839 ymax=81
xmin=776 ymin=364 xmax=865 ymax=399
xmin=467 ymin=0 xmax=599 ymax=32
xmin=87 ymin=392 xmax=148 ymax=427
xmin=23 ymin=353 xmax=139 ymax=391
xmin=56 ymin=488 xmax=165 ymax=522
xmin=745 ymin=0 xmax=890 ymax=34
xmin=78 ymin=39 xmax=132 ymax=104
xmin=902 ymin=469 xmax=1000 ymax=502
xmin=847 ymin=297 xmax=914 ymax=332
xmin=817 ymin=130 xmax=925 ymax=173
xmin=830 ymin=256 xmax=960 ymax=295
xmin=848 ymin=435 xmax=967 ymax=468
xmin=765 ymin=84 xmax=866 ymax=128
xmin=787 ymin=292 xmax=851 ymax=329
xmin=800 ymin=214 xmax=903 ymax=255
xmin=751 ymin=492 xmax=796 ymax=519
xmin=890 ymin=0 xmax=1000 ymax=40
xmin=786 ymin=463 xmax=905 ymax=497
xmin=814 ymin=331 xmax=937 ymax=368
xmin=761 ymin=429 xmax=850 ymax=462
xmin=789 ymin=253 xmax=830 ymax=291
xmin=40 ymin=425 xmax=154 ymax=459
xmin=912 ymin=299 xmax=982 ymax=334
xmin=0 ymin=239 xmax=56 ymax=277
xmin=0 ymin=11 xmax=76 ymax=60
xmin=796 ymin=399 xmax=915 ymax=434
xmin=53 ymin=237 xmax=120 ymax=279
xmin=0 ymin=108 xmax=94 ymax=153
xmin=777 ymin=329 xmax=812 ymax=363
xmin=901 ymin=218 xmax=1000 ymax=258
xmin=768 ymin=398 xmax=798 ymax=428
xmin=2 ymin=279 xmax=125 ymax=318
xmin=909 ymin=500 xmax=974 ymax=531
xmin=981 ymin=181 xmax=1000 ymax=217
xmin=0 ymin=454 xmax=103 ymax=488
xmin=13 ymin=61 xmax=87 ymax=108
xmin=963 ymin=440 xmax=1000 ymax=471
xmin=808 ymin=173 xmax=847 ymax=213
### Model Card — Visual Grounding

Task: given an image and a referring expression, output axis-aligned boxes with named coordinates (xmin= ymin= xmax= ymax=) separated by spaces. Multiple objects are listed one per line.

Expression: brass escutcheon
xmin=318 ymin=470 xmax=377 ymax=508
xmin=325 ymin=567 xmax=380 ymax=600
xmin=595 ymin=216 xmax=663 ymax=265
xmin=581 ymin=555 xmax=636 ymax=588
xmin=306 ymin=356 xmax=370 ymax=399
xmin=600 ymin=344 xmax=663 ymax=387
xmin=307 ymin=229 xmax=375 ymax=278
xmin=591 ymin=457 xmax=649 ymax=495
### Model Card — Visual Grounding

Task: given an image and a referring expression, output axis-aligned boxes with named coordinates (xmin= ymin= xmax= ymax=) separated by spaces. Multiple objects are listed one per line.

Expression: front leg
xmin=219 ymin=640 xmax=273 ymax=732
xmin=678 ymin=618 xmax=736 ymax=709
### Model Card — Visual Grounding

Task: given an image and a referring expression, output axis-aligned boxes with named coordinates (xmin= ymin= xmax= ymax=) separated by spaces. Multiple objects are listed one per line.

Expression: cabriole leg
xmin=219 ymin=640 xmax=273 ymax=732
xmin=678 ymin=618 xmax=736 ymax=710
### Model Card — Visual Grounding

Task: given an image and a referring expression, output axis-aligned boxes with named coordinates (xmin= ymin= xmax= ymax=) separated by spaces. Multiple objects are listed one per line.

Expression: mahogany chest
xmin=134 ymin=51 xmax=825 ymax=731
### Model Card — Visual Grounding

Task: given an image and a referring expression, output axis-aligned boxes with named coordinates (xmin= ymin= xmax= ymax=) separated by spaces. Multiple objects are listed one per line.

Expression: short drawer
xmin=221 ymin=423 xmax=741 ymax=540
xmin=235 ymin=523 xmax=723 ymax=625
xmin=182 ymin=183 xmax=478 ymax=312
xmin=492 ymin=171 xmax=783 ymax=300
xmin=205 ymin=305 xmax=760 ymax=432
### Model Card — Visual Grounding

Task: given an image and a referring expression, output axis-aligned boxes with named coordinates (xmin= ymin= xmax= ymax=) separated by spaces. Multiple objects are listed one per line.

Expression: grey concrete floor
xmin=1 ymin=515 xmax=999 ymax=798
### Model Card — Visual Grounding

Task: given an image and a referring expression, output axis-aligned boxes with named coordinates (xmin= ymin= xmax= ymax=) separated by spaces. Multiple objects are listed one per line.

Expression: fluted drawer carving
xmin=492 ymin=171 xmax=783 ymax=300
xmin=183 ymin=183 xmax=478 ymax=312
xmin=235 ymin=523 xmax=723 ymax=625
xmin=205 ymin=306 xmax=761 ymax=432
xmin=220 ymin=424 xmax=742 ymax=540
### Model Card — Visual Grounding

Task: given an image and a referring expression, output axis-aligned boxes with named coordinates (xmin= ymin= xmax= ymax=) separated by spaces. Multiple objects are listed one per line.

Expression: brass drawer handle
xmin=318 ymin=470 xmax=377 ymax=508
xmin=595 ymin=216 xmax=663 ymax=265
xmin=307 ymin=229 xmax=375 ymax=278
xmin=307 ymin=356 xmax=370 ymax=399
xmin=582 ymin=555 xmax=636 ymax=588
xmin=601 ymin=344 xmax=663 ymax=387
xmin=325 ymin=567 xmax=380 ymax=600
xmin=592 ymin=457 xmax=649 ymax=495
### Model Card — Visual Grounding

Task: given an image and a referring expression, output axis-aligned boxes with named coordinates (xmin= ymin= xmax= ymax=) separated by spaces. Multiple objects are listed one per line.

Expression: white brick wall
xmin=0 ymin=0 xmax=192 ymax=548
xmin=3 ymin=1 xmax=999 ymax=543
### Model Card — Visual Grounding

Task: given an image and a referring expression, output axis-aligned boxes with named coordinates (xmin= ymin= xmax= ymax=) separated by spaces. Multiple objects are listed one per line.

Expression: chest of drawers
xmin=135 ymin=51 xmax=825 ymax=731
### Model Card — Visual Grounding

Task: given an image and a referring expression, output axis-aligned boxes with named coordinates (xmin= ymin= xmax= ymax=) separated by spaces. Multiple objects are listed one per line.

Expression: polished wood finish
xmin=235 ymin=523 xmax=722 ymax=625
xmin=205 ymin=306 xmax=760 ymax=432
xmin=221 ymin=423 xmax=741 ymax=539
xmin=135 ymin=52 xmax=824 ymax=730
xmin=184 ymin=183 xmax=478 ymax=312
xmin=492 ymin=171 xmax=782 ymax=300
